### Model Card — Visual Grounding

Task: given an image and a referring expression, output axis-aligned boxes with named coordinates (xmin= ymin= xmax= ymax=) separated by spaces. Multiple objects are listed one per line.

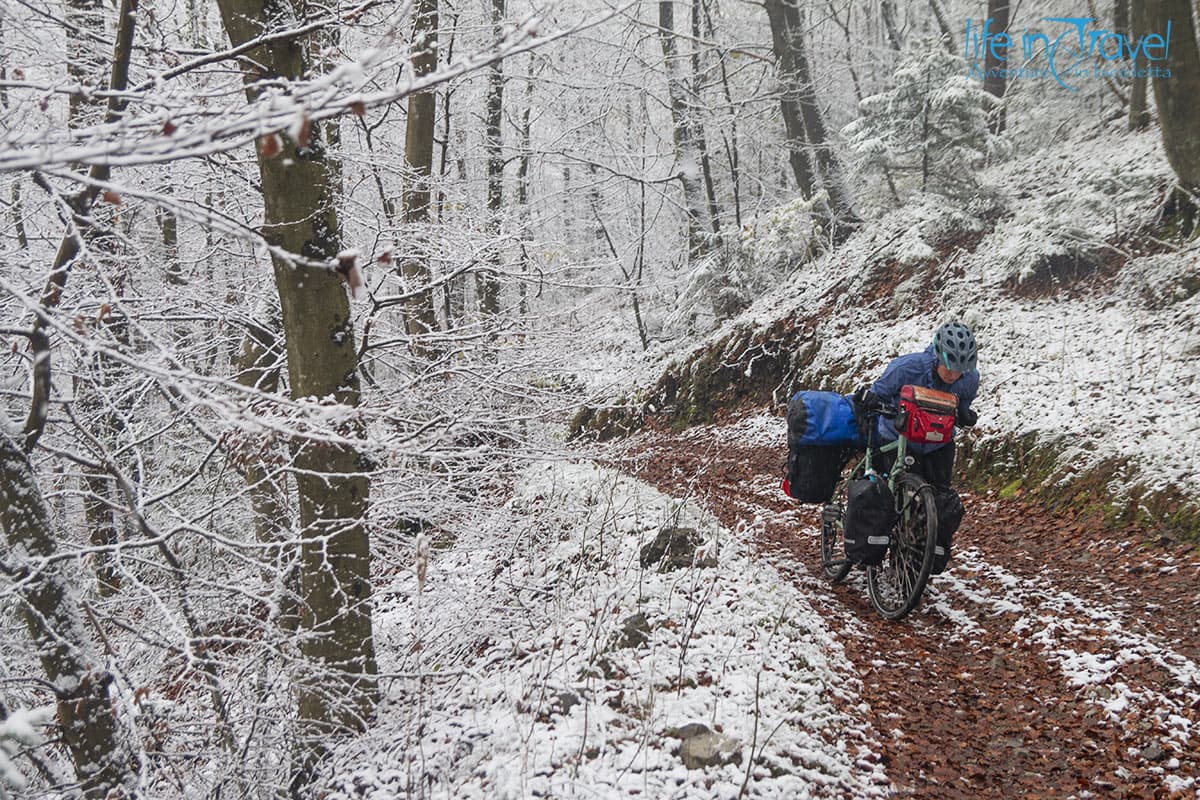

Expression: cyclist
xmin=857 ymin=321 xmax=980 ymax=485
xmin=853 ymin=322 xmax=980 ymax=574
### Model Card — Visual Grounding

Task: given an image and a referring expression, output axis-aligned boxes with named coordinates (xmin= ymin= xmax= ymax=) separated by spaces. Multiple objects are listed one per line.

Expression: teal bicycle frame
xmin=820 ymin=400 xmax=949 ymax=620
xmin=853 ymin=408 xmax=909 ymax=493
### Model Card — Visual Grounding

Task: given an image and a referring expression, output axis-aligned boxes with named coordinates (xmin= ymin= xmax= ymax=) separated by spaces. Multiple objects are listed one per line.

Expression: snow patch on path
xmin=937 ymin=547 xmax=1200 ymax=797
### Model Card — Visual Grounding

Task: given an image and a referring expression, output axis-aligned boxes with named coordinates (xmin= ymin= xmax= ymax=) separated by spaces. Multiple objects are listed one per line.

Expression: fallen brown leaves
xmin=608 ymin=424 xmax=1200 ymax=798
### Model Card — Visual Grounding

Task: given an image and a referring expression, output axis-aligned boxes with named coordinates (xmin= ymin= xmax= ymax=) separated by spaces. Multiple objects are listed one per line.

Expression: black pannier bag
xmin=783 ymin=444 xmax=844 ymax=503
xmin=781 ymin=391 xmax=861 ymax=503
xmin=931 ymin=486 xmax=964 ymax=574
xmin=843 ymin=476 xmax=895 ymax=566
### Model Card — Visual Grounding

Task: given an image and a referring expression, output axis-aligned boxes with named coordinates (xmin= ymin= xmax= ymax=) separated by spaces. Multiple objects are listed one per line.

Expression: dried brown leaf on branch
xmin=257 ymin=133 xmax=282 ymax=159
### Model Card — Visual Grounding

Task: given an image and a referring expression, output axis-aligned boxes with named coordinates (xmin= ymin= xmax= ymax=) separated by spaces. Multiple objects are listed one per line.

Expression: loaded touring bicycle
xmin=783 ymin=385 xmax=964 ymax=621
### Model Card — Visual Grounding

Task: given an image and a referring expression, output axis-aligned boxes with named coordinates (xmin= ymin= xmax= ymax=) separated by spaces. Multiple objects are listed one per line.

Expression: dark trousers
xmin=874 ymin=440 xmax=955 ymax=488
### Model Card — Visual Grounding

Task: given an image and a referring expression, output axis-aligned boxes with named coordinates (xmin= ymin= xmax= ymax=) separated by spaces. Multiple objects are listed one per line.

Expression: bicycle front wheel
xmin=867 ymin=473 xmax=937 ymax=621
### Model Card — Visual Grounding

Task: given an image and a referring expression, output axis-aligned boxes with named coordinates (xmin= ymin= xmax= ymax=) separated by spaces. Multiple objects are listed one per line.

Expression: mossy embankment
xmin=956 ymin=432 xmax=1200 ymax=544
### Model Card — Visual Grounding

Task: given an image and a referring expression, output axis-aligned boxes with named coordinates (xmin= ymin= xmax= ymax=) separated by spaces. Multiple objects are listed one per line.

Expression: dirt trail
xmin=611 ymin=423 xmax=1200 ymax=799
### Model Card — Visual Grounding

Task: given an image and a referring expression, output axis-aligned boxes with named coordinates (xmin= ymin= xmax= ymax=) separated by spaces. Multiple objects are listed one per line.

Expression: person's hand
xmin=852 ymin=387 xmax=877 ymax=443
xmin=852 ymin=386 xmax=878 ymax=412
xmin=956 ymin=407 xmax=978 ymax=428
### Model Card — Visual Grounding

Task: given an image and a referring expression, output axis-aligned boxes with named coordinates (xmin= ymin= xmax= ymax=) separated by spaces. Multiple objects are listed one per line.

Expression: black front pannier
xmin=781 ymin=391 xmax=854 ymax=503
xmin=783 ymin=444 xmax=844 ymax=503
xmin=844 ymin=476 xmax=895 ymax=566
xmin=931 ymin=486 xmax=964 ymax=574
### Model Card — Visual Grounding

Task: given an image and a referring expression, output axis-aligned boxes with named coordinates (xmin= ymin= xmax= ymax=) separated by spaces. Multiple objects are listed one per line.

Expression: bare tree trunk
xmin=692 ymin=0 xmax=722 ymax=244
xmin=401 ymin=0 xmax=440 ymax=348
xmin=880 ymin=0 xmax=903 ymax=51
xmin=767 ymin=3 xmax=817 ymax=201
xmin=66 ymin=0 xmax=128 ymax=600
xmin=436 ymin=13 xmax=461 ymax=327
xmin=587 ymin=162 xmax=605 ymax=254
xmin=9 ymin=182 xmax=27 ymax=249
xmin=448 ymin=125 xmax=470 ymax=325
xmin=231 ymin=318 xmax=287 ymax=542
xmin=1128 ymin=0 xmax=1151 ymax=130
xmin=66 ymin=0 xmax=106 ymax=133
xmin=186 ymin=0 xmax=208 ymax=46
xmin=478 ymin=0 xmax=504 ymax=320
xmin=1147 ymin=0 xmax=1200 ymax=212
xmin=158 ymin=186 xmax=184 ymax=287
xmin=658 ymin=0 xmax=711 ymax=260
xmin=83 ymin=464 xmax=121 ymax=595
xmin=215 ymin=0 xmax=379 ymax=789
xmin=632 ymin=176 xmax=650 ymax=351
xmin=516 ymin=65 xmax=533 ymax=317
xmin=561 ymin=164 xmax=574 ymax=247
xmin=3 ymin=1 xmax=141 ymax=775
xmin=764 ymin=0 xmax=860 ymax=244
xmin=824 ymin=0 xmax=864 ymax=102
xmin=0 ymin=20 xmax=27 ymax=249
xmin=928 ymin=0 xmax=957 ymax=54
xmin=983 ymin=0 xmax=1010 ymax=133
xmin=700 ymin=0 xmax=744 ymax=229
xmin=590 ymin=166 xmax=650 ymax=351
xmin=0 ymin=432 xmax=136 ymax=799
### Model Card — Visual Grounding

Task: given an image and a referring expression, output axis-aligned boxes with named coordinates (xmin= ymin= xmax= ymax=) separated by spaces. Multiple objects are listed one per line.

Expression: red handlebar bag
xmin=899 ymin=385 xmax=957 ymax=445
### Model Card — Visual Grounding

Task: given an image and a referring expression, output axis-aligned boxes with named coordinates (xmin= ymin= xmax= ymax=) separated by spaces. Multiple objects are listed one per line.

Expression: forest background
xmin=0 ymin=0 xmax=1198 ymax=796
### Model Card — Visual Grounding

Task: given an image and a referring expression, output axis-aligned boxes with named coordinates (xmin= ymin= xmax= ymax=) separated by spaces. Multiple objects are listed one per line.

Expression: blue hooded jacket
xmin=870 ymin=345 xmax=979 ymax=454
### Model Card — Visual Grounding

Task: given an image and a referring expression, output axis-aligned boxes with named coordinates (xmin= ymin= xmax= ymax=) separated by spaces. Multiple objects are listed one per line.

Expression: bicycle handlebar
xmin=868 ymin=402 xmax=974 ymax=430
xmin=867 ymin=402 xmax=899 ymax=420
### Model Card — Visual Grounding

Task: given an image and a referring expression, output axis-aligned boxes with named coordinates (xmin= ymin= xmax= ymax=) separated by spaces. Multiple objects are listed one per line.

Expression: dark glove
xmin=956 ymin=406 xmax=978 ymax=428
xmin=852 ymin=387 xmax=878 ymax=444
xmin=852 ymin=386 xmax=878 ymax=413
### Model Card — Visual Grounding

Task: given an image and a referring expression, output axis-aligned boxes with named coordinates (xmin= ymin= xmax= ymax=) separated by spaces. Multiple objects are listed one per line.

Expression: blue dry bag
xmin=787 ymin=391 xmax=861 ymax=446
xmin=781 ymin=391 xmax=862 ymax=503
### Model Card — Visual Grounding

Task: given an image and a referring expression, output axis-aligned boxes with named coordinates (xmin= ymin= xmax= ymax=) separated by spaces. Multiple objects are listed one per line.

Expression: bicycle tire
xmin=820 ymin=502 xmax=852 ymax=583
xmin=866 ymin=473 xmax=937 ymax=621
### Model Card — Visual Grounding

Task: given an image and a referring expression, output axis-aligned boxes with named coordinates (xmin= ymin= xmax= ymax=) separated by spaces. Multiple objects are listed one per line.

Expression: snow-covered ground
xmin=324 ymin=461 xmax=890 ymax=798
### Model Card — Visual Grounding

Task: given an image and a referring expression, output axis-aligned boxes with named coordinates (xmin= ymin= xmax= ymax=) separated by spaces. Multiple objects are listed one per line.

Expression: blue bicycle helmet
xmin=932 ymin=322 xmax=977 ymax=372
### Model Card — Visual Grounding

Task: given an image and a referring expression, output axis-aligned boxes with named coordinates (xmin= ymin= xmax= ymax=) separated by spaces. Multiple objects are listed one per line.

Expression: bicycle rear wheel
xmin=867 ymin=473 xmax=937 ymax=620
xmin=820 ymin=502 xmax=851 ymax=583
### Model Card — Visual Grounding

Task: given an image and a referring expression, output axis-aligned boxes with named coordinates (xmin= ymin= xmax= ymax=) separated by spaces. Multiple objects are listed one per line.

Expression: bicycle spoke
xmin=868 ymin=475 xmax=936 ymax=621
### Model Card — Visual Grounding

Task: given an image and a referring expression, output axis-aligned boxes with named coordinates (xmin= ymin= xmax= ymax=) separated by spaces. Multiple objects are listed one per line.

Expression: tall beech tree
xmin=658 ymin=0 xmax=712 ymax=260
xmin=401 ymin=0 xmax=441 ymax=345
xmin=65 ymin=0 xmax=125 ymax=598
xmin=1128 ymin=0 xmax=1151 ymax=130
xmin=982 ymin=0 xmax=1010 ymax=133
xmin=764 ymin=0 xmax=860 ymax=245
xmin=479 ymin=0 xmax=505 ymax=319
xmin=929 ymin=0 xmax=957 ymax=53
xmin=215 ymin=0 xmax=379 ymax=787
xmin=0 ymin=433 xmax=137 ymax=799
xmin=880 ymin=0 xmax=903 ymax=51
xmin=1147 ymin=0 xmax=1200 ymax=206
xmin=0 ymin=7 xmax=142 ymax=789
